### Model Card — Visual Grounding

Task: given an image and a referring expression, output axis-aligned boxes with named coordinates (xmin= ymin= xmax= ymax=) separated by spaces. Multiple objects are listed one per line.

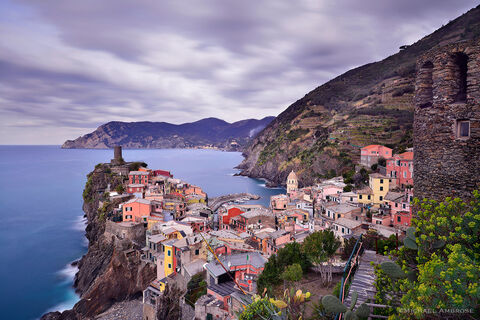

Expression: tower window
xmin=456 ymin=120 xmax=470 ymax=139
xmin=452 ymin=52 xmax=468 ymax=103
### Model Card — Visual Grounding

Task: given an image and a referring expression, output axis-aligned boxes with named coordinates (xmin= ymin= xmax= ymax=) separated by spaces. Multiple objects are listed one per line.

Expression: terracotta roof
xmin=397 ymin=151 xmax=414 ymax=161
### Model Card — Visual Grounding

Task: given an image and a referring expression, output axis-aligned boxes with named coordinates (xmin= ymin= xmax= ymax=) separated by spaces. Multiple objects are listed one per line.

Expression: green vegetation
xmin=302 ymin=230 xmax=341 ymax=286
xmin=115 ymin=184 xmax=125 ymax=194
xmin=322 ymin=292 xmax=370 ymax=319
xmin=281 ymin=263 xmax=303 ymax=289
xmin=83 ymin=174 xmax=94 ymax=202
xmin=287 ymin=128 xmax=309 ymax=141
xmin=257 ymin=242 xmax=310 ymax=294
xmin=374 ymin=191 xmax=480 ymax=319
xmin=184 ymin=273 xmax=207 ymax=307
xmin=129 ymin=161 xmax=148 ymax=171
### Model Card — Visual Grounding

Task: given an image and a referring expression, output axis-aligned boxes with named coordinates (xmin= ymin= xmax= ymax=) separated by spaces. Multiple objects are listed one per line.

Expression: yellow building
xmin=162 ymin=240 xmax=176 ymax=278
xmin=357 ymin=173 xmax=389 ymax=206
xmin=369 ymin=173 xmax=389 ymax=204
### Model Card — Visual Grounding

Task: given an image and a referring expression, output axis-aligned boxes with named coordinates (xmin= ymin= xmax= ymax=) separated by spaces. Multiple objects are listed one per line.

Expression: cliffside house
xmin=129 ymin=170 xmax=151 ymax=185
xmin=360 ymin=145 xmax=393 ymax=168
xmin=332 ymin=218 xmax=363 ymax=242
xmin=122 ymin=198 xmax=162 ymax=223
xmin=386 ymin=151 xmax=414 ymax=189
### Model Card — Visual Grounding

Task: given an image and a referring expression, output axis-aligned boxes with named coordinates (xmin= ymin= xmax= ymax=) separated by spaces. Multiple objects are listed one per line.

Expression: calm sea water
xmin=0 ymin=145 xmax=284 ymax=320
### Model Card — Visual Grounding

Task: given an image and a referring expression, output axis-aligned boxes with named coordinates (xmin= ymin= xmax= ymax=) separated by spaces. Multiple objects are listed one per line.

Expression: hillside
xmin=238 ymin=5 xmax=480 ymax=186
xmin=62 ymin=117 xmax=274 ymax=150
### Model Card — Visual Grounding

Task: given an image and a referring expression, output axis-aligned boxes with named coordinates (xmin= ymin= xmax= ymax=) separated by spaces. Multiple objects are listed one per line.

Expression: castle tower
xmin=286 ymin=170 xmax=298 ymax=194
xmin=111 ymin=145 xmax=123 ymax=165
xmin=413 ymin=40 xmax=480 ymax=202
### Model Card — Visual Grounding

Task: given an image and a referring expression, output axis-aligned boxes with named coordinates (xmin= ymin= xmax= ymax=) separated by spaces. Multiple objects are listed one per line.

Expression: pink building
xmin=360 ymin=145 xmax=393 ymax=167
xmin=270 ymin=194 xmax=289 ymax=211
xmin=386 ymin=151 xmax=414 ymax=188
xmin=266 ymin=230 xmax=290 ymax=255
xmin=127 ymin=183 xmax=145 ymax=194
xmin=318 ymin=184 xmax=343 ymax=202
xmin=385 ymin=189 xmax=413 ymax=227
xmin=122 ymin=198 xmax=162 ymax=222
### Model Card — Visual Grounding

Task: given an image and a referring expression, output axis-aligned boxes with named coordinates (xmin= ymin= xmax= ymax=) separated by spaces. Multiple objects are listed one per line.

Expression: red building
xmin=386 ymin=151 xmax=414 ymax=188
xmin=129 ymin=171 xmax=151 ymax=185
xmin=154 ymin=170 xmax=173 ymax=178
xmin=221 ymin=208 xmax=244 ymax=230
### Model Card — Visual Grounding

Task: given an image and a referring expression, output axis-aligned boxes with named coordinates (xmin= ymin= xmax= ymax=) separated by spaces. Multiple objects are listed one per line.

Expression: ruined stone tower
xmin=111 ymin=145 xmax=123 ymax=165
xmin=414 ymin=40 xmax=480 ymax=201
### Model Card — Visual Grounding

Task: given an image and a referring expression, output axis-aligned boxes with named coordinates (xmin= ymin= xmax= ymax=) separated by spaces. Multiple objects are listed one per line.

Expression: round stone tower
xmin=111 ymin=145 xmax=123 ymax=165
xmin=413 ymin=40 xmax=480 ymax=202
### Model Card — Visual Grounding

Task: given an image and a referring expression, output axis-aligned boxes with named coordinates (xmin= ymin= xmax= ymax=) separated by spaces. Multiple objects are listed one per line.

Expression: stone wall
xmin=414 ymin=40 xmax=480 ymax=202
xmin=105 ymin=220 xmax=146 ymax=244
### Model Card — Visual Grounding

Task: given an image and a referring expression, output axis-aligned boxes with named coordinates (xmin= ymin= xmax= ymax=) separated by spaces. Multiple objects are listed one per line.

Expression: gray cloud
xmin=0 ymin=0 xmax=477 ymax=143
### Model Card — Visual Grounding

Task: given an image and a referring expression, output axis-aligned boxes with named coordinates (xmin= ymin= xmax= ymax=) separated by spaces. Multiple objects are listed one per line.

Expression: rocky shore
xmin=41 ymin=165 xmax=156 ymax=320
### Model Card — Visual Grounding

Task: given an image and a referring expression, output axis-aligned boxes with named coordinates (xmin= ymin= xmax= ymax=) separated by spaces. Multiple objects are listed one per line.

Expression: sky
xmin=0 ymin=0 xmax=477 ymax=144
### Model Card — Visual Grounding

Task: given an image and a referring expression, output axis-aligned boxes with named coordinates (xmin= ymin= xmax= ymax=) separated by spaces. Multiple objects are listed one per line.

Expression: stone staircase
xmin=344 ymin=250 xmax=390 ymax=309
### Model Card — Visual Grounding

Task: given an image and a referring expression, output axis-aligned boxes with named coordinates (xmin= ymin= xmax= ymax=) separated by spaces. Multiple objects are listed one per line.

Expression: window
xmin=456 ymin=120 xmax=470 ymax=139
xmin=341 ymin=227 xmax=344 ymax=234
xmin=195 ymin=249 xmax=199 ymax=255
xmin=403 ymin=204 xmax=406 ymax=209
xmin=396 ymin=160 xmax=400 ymax=166
xmin=380 ymin=196 xmax=383 ymax=201
xmin=403 ymin=171 xmax=407 ymax=178
xmin=168 ymin=263 xmax=172 ymax=269
xmin=338 ymin=214 xmax=341 ymax=219
xmin=355 ymin=216 xmax=358 ymax=221
xmin=359 ymin=195 xmax=363 ymax=200
xmin=167 ymin=250 xmax=171 ymax=256
xmin=380 ymin=186 xmax=383 ymax=191
xmin=397 ymin=216 xmax=401 ymax=223
xmin=380 ymin=179 xmax=383 ymax=184
xmin=452 ymin=52 xmax=468 ymax=102
xmin=368 ymin=195 xmax=371 ymax=200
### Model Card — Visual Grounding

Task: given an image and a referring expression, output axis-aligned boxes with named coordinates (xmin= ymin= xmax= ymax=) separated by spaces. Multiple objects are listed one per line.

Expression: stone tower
xmin=111 ymin=145 xmax=123 ymax=165
xmin=286 ymin=170 xmax=298 ymax=194
xmin=414 ymin=40 xmax=480 ymax=202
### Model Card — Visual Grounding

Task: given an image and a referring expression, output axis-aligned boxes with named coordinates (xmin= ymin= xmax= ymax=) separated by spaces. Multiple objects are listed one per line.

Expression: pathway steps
xmin=344 ymin=250 xmax=390 ymax=309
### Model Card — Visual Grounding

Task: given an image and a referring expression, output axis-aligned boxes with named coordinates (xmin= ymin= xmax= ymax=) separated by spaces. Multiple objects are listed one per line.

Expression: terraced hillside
xmin=238 ymin=5 xmax=480 ymax=186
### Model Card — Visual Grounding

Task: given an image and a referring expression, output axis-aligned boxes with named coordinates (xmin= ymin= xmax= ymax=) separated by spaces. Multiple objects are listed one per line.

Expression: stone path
xmin=95 ymin=299 xmax=143 ymax=320
xmin=343 ymin=250 xmax=390 ymax=309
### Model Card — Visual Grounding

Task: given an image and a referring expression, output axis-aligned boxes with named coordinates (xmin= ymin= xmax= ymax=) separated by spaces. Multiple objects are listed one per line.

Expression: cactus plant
xmin=380 ymin=261 xmax=407 ymax=279
xmin=322 ymin=291 xmax=370 ymax=319
xmin=404 ymin=227 xmax=418 ymax=249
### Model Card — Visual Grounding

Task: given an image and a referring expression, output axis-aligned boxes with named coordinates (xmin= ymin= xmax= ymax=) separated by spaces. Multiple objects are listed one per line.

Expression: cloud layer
xmin=0 ymin=0 xmax=476 ymax=143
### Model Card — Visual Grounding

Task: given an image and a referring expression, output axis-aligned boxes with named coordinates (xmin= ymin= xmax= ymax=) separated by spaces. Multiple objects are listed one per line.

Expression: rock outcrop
xmin=41 ymin=165 xmax=155 ymax=320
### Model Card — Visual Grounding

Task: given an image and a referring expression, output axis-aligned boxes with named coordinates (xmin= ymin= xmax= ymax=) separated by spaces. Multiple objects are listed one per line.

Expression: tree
xmin=156 ymin=283 xmax=183 ymax=320
xmin=115 ymin=184 xmax=124 ymax=194
xmin=343 ymin=185 xmax=353 ymax=192
xmin=281 ymin=263 xmax=303 ymax=290
xmin=377 ymin=157 xmax=386 ymax=167
xmin=374 ymin=191 xmax=480 ymax=319
xmin=341 ymin=237 xmax=358 ymax=260
xmin=302 ymin=230 xmax=340 ymax=286
xmin=258 ymin=242 xmax=310 ymax=294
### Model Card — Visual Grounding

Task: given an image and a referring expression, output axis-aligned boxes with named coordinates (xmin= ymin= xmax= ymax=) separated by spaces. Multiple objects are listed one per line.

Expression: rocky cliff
xmin=62 ymin=117 xmax=274 ymax=150
xmin=41 ymin=165 xmax=156 ymax=320
xmin=238 ymin=5 xmax=480 ymax=187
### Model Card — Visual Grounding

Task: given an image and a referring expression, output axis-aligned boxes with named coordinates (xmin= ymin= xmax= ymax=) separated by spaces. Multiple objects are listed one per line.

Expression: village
xmin=97 ymin=143 xmax=415 ymax=320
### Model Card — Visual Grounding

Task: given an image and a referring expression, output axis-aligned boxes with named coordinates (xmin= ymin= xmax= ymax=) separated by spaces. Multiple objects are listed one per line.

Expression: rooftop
xmin=204 ymin=252 xmax=267 ymax=277
xmin=369 ymin=173 xmax=388 ymax=179
xmin=129 ymin=171 xmax=150 ymax=175
xmin=334 ymin=218 xmax=363 ymax=229
xmin=328 ymin=203 xmax=359 ymax=214
xmin=240 ymin=209 xmax=275 ymax=219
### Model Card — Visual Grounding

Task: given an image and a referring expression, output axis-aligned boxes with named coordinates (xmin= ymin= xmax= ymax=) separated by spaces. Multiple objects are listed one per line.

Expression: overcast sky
xmin=0 ymin=0 xmax=477 ymax=144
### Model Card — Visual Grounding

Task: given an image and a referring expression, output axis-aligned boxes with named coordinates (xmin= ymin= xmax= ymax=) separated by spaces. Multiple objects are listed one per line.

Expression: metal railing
xmin=335 ymin=234 xmax=363 ymax=320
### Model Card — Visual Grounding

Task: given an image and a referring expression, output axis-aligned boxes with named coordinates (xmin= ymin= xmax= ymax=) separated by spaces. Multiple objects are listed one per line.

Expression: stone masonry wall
xmin=414 ymin=40 xmax=480 ymax=202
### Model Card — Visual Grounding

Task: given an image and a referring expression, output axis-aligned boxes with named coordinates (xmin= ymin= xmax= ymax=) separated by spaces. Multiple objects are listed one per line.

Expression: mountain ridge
xmin=62 ymin=116 xmax=274 ymax=150
xmin=238 ymin=5 xmax=480 ymax=186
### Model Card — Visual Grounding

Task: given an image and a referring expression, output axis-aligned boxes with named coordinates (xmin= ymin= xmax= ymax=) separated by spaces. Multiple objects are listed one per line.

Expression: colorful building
xmin=360 ymin=145 xmax=393 ymax=167
xmin=286 ymin=170 xmax=298 ymax=195
xmin=129 ymin=171 xmax=151 ymax=185
xmin=369 ymin=173 xmax=390 ymax=205
xmin=386 ymin=151 xmax=414 ymax=188
xmin=122 ymin=198 xmax=161 ymax=222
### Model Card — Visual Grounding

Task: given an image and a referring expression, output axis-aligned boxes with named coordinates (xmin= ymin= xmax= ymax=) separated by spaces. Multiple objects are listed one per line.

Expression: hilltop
xmin=237 ymin=5 xmax=480 ymax=186
xmin=62 ymin=117 xmax=274 ymax=150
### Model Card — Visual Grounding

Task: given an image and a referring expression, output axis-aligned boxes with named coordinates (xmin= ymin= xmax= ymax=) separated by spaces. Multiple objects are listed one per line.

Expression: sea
xmin=0 ymin=145 xmax=285 ymax=320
